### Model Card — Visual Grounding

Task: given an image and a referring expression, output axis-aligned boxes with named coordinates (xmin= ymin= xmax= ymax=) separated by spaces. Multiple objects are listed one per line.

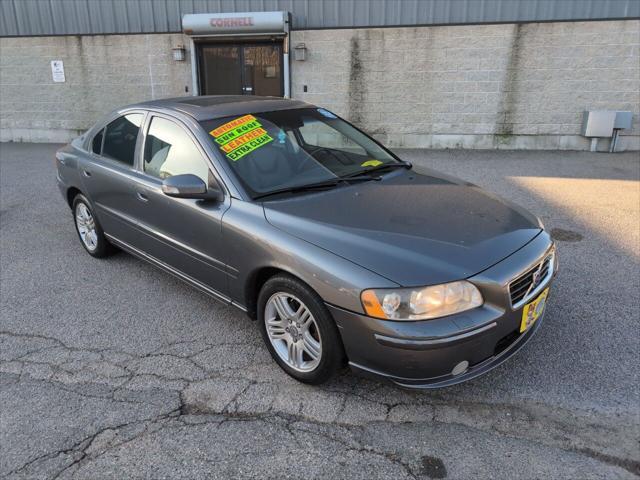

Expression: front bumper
xmin=329 ymin=232 xmax=557 ymax=389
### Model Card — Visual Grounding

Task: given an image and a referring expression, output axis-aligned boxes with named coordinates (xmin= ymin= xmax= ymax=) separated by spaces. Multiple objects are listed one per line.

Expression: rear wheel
xmin=258 ymin=274 xmax=343 ymax=384
xmin=72 ymin=194 xmax=114 ymax=258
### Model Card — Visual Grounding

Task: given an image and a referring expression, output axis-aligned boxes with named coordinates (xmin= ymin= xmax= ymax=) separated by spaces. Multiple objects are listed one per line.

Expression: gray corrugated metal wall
xmin=1 ymin=0 xmax=638 ymax=37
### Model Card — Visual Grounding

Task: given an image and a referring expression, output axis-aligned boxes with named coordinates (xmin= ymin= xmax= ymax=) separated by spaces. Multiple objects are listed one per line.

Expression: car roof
xmin=127 ymin=95 xmax=315 ymax=121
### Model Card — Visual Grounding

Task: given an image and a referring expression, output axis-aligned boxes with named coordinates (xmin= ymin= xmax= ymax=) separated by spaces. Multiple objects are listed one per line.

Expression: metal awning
xmin=182 ymin=12 xmax=287 ymax=37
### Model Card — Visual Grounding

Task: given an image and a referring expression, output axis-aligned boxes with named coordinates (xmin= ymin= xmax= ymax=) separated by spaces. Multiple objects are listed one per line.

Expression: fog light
xmin=452 ymin=361 xmax=469 ymax=376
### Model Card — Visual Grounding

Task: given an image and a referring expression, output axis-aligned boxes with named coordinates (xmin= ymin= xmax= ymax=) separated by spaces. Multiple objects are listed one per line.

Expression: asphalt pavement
xmin=1 ymin=143 xmax=639 ymax=479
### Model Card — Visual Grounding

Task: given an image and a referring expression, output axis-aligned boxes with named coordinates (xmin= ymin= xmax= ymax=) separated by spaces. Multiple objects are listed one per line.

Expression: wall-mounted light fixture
xmin=172 ymin=45 xmax=186 ymax=62
xmin=294 ymin=43 xmax=307 ymax=61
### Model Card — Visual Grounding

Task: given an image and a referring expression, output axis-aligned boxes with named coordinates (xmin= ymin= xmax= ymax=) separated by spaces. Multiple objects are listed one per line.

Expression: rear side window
xmin=91 ymin=128 xmax=104 ymax=154
xmin=101 ymin=113 xmax=144 ymax=166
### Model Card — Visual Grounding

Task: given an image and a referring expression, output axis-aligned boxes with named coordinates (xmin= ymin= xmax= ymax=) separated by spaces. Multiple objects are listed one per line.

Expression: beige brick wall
xmin=0 ymin=34 xmax=192 ymax=142
xmin=291 ymin=20 xmax=640 ymax=150
xmin=1 ymin=20 xmax=638 ymax=150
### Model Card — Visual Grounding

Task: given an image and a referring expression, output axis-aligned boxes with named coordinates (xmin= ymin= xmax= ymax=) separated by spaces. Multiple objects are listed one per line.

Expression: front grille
xmin=509 ymin=254 xmax=552 ymax=306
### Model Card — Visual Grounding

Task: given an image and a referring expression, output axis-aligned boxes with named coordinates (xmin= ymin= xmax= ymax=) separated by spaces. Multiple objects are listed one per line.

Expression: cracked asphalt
xmin=1 ymin=143 xmax=639 ymax=479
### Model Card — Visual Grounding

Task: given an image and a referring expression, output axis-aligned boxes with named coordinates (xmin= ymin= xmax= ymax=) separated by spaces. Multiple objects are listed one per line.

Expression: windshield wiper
xmin=253 ymin=179 xmax=343 ymax=200
xmin=343 ymin=162 xmax=412 ymax=179
xmin=253 ymin=176 xmax=377 ymax=201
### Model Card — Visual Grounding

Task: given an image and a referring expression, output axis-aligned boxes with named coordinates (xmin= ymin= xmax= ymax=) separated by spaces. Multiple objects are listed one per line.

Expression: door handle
xmin=136 ymin=191 xmax=149 ymax=202
xmin=82 ymin=169 xmax=92 ymax=177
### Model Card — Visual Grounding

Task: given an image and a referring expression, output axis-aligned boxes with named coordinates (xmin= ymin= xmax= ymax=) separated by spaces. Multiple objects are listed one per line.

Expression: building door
xmin=198 ymin=42 xmax=283 ymax=97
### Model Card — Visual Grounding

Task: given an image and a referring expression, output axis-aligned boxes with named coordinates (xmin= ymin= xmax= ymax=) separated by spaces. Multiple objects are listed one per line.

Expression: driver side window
xmin=143 ymin=117 xmax=210 ymax=184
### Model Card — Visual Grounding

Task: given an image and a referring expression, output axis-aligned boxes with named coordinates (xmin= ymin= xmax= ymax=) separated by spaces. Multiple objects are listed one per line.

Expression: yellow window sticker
xmin=361 ymin=159 xmax=383 ymax=167
xmin=227 ymin=134 xmax=273 ymax=161
xmin=210 ymin=114 xmax=255 ymax=138
xmin=221 ymin=127 xmax=268 ymax=153
xmin=215 ymin=119 xmax=262 ymax=145
xmin=210 ymin=114 xmax=274 ymax=161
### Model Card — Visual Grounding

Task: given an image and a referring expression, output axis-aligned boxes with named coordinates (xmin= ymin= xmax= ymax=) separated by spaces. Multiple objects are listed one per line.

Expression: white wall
xmin=0 ymin=34 xmax=191 ymax=142
xmin=1 ymin=20 xmax=639 ymax=150
xmin=290 ymin=20 xmax=640 ymax=151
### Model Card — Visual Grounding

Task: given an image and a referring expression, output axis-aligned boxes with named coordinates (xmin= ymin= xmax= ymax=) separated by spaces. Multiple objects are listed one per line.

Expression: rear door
xmin=127 ymin=113 xmax=231 ymax=297
xmin=80 ymin=112 xmax=146 ymax=247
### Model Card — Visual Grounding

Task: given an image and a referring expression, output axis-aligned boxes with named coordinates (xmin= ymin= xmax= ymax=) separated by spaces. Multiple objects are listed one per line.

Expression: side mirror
xmin=161 ymin=174 xmax=222 ymax=201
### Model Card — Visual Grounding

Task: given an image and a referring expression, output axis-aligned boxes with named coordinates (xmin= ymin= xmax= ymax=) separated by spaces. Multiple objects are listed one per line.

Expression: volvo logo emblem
xmin=531 ymin=270 xmax=540 ymax=287
xmin=524 ymin=262 xmax=545 ymax=299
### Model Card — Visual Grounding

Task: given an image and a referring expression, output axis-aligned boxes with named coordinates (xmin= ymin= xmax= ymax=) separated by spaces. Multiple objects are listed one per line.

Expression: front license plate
xmin=520 ymin=288 xmax=549 ymax=333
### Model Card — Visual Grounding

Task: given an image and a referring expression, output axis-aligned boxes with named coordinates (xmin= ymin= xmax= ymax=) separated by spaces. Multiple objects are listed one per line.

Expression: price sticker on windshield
xmin=209 ymin=115 xmax=273 ymax=161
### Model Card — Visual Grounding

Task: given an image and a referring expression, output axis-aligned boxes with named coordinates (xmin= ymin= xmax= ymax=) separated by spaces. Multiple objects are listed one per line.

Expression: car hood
xmin=263 ymin=169 xmax=541 ymax=286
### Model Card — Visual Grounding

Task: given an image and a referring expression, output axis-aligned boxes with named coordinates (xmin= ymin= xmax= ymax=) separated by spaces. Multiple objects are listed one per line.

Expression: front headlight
xmin=361 ymin=281 xmax=483 ymax=321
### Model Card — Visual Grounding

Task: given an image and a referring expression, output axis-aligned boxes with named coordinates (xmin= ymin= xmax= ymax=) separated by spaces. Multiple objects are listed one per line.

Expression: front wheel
xmin=257 ymin=274 xmax=344 ymax=384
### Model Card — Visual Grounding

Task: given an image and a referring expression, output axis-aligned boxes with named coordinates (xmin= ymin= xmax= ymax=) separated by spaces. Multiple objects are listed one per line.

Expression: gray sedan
xmin=55 ymin=96 xmax=557 ymax=387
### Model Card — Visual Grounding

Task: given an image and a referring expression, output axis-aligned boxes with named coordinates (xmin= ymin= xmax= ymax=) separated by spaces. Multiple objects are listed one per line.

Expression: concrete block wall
xmin=1 ymin=20 xmax=638 ymax=150
xmin=0 ymin=34 xmax=192 ymax=142
xmin=291 ymin=20 xmax=640 ymax=151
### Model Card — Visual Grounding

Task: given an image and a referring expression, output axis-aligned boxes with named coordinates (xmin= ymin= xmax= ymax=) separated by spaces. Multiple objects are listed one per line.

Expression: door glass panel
xmin=200 ymin=45 xmax=242 ymax=95
xmin=102 ymin=114 xmax=143 ymax=166
xmin=143 ymin=116 xmax=210 ymax=184
xmin=92 ymin=128 xmax=104 ymax=154
xmin=243 ymin=45 xmax=282 ymax=97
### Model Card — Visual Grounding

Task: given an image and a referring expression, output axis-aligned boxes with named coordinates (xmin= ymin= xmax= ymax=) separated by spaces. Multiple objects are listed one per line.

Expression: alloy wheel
xmin=264 ymin=292 xmax=322 ymax=372
xmin=75 ymin=202 xmax=98 ymax=251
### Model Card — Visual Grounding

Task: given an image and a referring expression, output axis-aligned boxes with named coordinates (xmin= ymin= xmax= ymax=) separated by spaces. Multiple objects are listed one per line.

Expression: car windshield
xmin=199 ymin=108 xmax=399 ymax=198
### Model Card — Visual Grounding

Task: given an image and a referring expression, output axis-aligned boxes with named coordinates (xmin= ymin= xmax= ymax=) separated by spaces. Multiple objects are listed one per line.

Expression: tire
xmin=72 ymin=193 xmax=114 ymax=258
xmin=257 ymin=274 xmax=344 ymax=384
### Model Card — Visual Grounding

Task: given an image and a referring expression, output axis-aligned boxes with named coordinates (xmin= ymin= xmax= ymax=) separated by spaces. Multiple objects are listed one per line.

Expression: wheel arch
xmin=66 ymin=186 xmax=83 ymax=208
xmin=244 ymin=266 xmax=310 ymax=320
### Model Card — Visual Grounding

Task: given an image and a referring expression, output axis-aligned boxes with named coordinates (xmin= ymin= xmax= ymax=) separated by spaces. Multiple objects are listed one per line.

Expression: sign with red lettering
xmin=209 ymin=17 xmax=254 ymax=28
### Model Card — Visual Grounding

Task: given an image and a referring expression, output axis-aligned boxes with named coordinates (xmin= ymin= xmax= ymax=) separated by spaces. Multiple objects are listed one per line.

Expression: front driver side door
xmin=128 ymin=113 xmax=231 ymax=300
